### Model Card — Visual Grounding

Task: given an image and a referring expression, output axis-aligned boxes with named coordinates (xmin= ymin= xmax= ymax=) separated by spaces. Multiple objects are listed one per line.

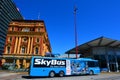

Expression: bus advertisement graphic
xmin=71 ymin=60 xmax=88 ymax=74
xmin=66 ymin=60 xmax=71 ymax=75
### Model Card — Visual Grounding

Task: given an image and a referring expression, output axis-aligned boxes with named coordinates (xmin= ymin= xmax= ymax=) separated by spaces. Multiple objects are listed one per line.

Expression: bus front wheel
xmin=89 ymin=70 xmax=94 ymax=75
xmin=59 ymin=71 xmax=64 ymax=77
xmin=49 ymin=71 xmax=55 ymax=77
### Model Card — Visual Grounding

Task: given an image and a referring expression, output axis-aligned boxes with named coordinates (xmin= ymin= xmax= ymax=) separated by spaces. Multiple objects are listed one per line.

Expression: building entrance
xmin=109 ymin=63 xmax=116 ymax=72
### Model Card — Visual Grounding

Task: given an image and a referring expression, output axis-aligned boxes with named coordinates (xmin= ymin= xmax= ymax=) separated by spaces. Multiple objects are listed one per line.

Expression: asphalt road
xmin=0 ymin=71 xmax=120 ymax=80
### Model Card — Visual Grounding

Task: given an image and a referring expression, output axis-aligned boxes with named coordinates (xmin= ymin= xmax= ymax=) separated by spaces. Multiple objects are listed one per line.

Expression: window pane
xmin=35 ymin=48 xmax=38 ymax=54
xmin=88 ymin=61 xmax=99 ymax=67
xmin=7 ymin=47 xmax=10 ymax=53
xmin=22 ymin=47 xmax=25 ymax=53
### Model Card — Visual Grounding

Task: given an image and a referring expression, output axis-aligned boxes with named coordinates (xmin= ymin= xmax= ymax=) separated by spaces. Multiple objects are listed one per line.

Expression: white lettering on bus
xmin=34 ymin=59 xmax=65 ymax=66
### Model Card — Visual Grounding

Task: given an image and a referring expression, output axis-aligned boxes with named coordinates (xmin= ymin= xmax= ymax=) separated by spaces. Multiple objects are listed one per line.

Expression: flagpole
xmin=74 ymin=5 xmax=78 ymax=59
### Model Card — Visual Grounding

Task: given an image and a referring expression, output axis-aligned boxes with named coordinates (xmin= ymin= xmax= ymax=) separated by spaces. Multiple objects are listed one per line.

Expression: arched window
xmin=23 ymin=37 xmax=27 ymax=42
xmin=35 ymin=47 xmax=38 ymax=54
xmin=22 ymin=28 xmax=30 ymax=32
xmin=38 ymin=28 xmax=40 ymax=32
xmin=7 ymin=47 xmax=10 ymax=54
xmin=12 ymin=27 xmax=14 ymax=31
xmin=21 ymin=47 xmax=25 ymax=54
xmin=9 ymin=37 xmax=12 ymax=42
xmin=36 ymin=38 xmax=39 ymax=42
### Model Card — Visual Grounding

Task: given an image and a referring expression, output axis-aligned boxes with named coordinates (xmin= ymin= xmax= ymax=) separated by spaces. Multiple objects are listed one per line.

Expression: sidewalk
xmin=0 ymin=71 xmax=23 ymax=80
xmin=0 ymin=72 xmax=19 ymax=78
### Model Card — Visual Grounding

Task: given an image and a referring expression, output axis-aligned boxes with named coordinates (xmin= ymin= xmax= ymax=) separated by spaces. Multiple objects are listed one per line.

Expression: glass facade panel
xmin=92 ymin=47 xmax=120 ymax=72
xmin=94 ymin=55 xmax=107 ymax=68
xmin=117 ymin=55 xmax=120 ymax=70
xmin=92 ymin=47 xmax=106 ymax=55
xmin=108 ymin=55 xmax=116 ymax=63
xmin=115 ymin=48 xmax=120 ymax=55
xmin=0 ymin=0 xmax=23 ymax=54
xmin=107 ymin=48 xmax=114 ymax=55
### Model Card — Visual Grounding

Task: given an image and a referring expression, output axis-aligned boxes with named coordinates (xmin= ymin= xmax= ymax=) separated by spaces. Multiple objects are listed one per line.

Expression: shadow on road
xmin=22 ymin=74 xmax=92 ymax=79
xmin=22 ymin=76 xmax=54 ymax=79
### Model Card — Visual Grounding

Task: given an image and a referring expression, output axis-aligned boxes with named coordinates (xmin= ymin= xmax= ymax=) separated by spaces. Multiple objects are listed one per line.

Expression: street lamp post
xmin=74 ymin=6 xmax=78 ymax=59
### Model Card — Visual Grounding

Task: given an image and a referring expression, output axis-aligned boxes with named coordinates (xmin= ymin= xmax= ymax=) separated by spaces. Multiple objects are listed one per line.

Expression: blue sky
xmin=13 ymin=0 xmax=120 ymax=54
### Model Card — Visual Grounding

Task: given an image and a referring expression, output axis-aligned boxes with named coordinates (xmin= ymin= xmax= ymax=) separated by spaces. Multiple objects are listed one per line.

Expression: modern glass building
xmin=0 ymin=0 xmax=23 ymax=55
xmin=66 ymin=37 xmax=120 ymax=72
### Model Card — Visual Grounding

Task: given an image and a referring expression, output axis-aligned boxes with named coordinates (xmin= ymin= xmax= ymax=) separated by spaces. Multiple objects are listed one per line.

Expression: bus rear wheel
xmin=59 ymin=71 xmax=64 ymax=77
xmin=49 ymin=71 xmax=55 ymax=77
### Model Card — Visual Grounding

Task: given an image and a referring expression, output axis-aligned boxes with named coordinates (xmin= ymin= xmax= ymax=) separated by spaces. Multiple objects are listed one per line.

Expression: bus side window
xmin=88 ymin=61 xmax=99 ymax=67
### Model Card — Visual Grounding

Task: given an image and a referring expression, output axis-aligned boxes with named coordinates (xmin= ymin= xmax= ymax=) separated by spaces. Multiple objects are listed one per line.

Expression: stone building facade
xmin=2 ymin=20 xmax=52 ymax=68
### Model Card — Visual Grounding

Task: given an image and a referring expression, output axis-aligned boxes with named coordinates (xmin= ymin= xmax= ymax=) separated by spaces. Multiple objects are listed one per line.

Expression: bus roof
xmin=31 ymin=56 xmax=98 ymax=61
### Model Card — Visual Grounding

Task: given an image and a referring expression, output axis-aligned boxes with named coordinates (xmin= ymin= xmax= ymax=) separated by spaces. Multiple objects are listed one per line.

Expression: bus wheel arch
xmin=89 ymin=70 xmax=94 ymax=75
xmin=49 ymin=71 xmax=55 ymax=77
xmin=59 ymin=70 xmax=65 ymax=77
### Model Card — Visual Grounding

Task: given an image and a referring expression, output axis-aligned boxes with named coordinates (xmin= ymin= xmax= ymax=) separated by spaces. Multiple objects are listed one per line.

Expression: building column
xmin=14 ymin=37 xmax=18 ymax=54
xmin=42 ymin=43 xmax=45 ymax=56
xmin=40 ymin=38 xmax=42 ymax=56
xmin=113 ymin=48 xmax=119 ymax=72
xmin=23 ymin=59 xmax=26 ymax=68
xmin=68 ymin=53 xmax=70 ymax=58
xmin=4 ymin=37 xmax=8 ymax=54
xmin=11 ymin=36 xmax=15 ymax=54
xmin=30 ymin=37 xmax=33 ymax=55
xmin=105 ymin=47 xmax=110 ymax=72
xmin=16 ymin=59 xmax=20 ymax=68
xmin=2 ymin=59 xmax=6 ymax=65
xmin=27 ymin=37 xmax=31 ymax=54
xmin=26 ymin=60 xmax=30 ymax=68
xmin=44 ymin=44 xmax=47 ymax=54
xmin=17 ymin=37 xmax=21 ymax=54
xmin=5 ymin=47 xmax=7 ymax=54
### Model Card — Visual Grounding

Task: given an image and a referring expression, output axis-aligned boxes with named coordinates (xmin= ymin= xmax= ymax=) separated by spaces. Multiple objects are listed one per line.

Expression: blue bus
xmin=29 ymin=57 xmax=100 ymax=77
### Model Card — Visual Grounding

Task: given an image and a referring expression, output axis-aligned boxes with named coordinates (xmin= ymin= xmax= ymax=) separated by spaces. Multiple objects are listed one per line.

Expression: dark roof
xmin=65 ymin=36 xmax=120 ymax=54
